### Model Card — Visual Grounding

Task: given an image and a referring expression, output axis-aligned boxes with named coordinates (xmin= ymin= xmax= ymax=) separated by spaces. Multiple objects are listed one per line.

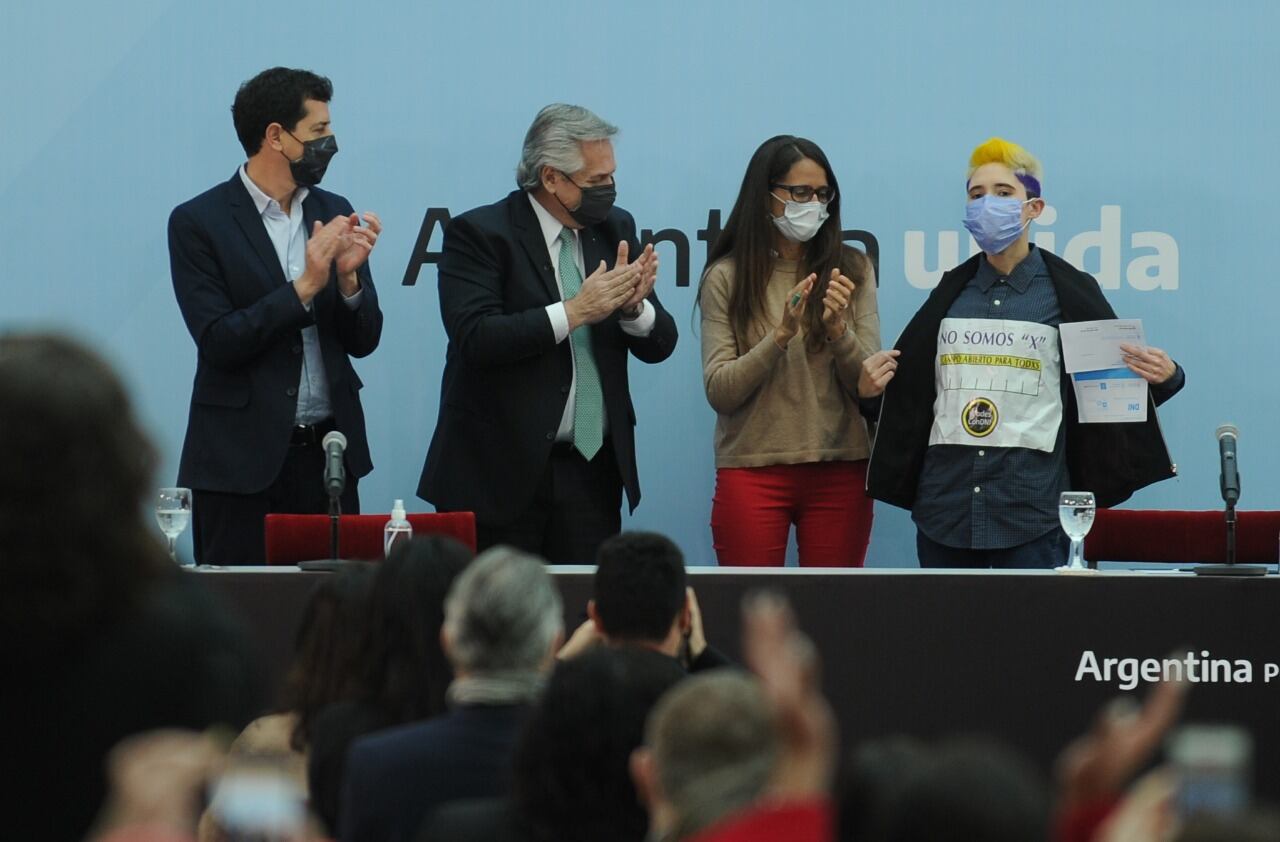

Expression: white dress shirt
xmin=238 ymin=165 xmax=362 ymax=425
xmin=526 ymin=192 xmax=654 ymax=441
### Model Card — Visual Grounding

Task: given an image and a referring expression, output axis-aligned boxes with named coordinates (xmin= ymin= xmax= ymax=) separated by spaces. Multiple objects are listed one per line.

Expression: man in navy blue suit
xmin=169 ymin=67 xmax=383 ymax=565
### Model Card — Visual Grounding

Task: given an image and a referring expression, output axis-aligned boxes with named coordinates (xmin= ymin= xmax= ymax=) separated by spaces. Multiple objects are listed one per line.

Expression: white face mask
xmin=770 ymin=196 xmax=830 ymax=243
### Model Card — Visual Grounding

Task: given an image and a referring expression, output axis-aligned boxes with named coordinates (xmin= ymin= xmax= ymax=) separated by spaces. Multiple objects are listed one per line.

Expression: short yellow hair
xmin=967 ymin=137 xmax=1042 ymax=197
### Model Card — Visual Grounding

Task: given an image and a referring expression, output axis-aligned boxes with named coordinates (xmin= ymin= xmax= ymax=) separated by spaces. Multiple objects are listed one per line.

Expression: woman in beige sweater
xmin=699 ymin=135 xmax=883 ymax=566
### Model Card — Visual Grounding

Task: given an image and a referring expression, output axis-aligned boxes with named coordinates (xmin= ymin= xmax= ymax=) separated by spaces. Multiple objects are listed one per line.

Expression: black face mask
xmin=283 ymin=131 xmax=338 ymax=187
xmin=556 ymin=171 xmax=616 ymax=226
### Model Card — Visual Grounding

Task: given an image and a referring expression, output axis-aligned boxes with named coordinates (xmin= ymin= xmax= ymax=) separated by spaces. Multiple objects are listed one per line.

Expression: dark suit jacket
xmin=418 ymin=190 xmax=677 ymax=526
xmin=417 ymin=798 xmax=527 ymax=842
xmin=306 ymin=700 xmax=395 ymax=836
xmin=339 ymin=704 xmax=532 ymax=842
xmin=169 ymin=172 xmax=382 ymax=493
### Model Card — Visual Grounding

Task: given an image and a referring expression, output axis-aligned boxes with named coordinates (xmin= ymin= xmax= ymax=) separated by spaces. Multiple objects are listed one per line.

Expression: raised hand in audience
xmin=1094 ymin=770 xmax=1179 ymax=842
xmin=558 ymin=615 xmax=604 ymax=660
xmin=684 ymin=587 xmax=708 ymax=661
xmin=1053 ymin=679 xmax=1187 ymax=842
xmin=91 ymin=729 xmax=225 ymax=842
xmin=742 ymin=591 xmax=837 ymax=799
xmin=1057 ymin=679 xmax=1187 ymax=809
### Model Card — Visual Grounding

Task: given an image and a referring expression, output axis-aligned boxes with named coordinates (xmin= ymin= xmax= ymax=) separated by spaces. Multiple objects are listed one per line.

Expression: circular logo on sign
xmin=961 ymin=397 xmax=999 ymax=438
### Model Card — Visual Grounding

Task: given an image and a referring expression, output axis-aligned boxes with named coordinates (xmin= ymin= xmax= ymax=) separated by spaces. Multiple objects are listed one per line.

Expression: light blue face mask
xmin=963 ymin=195 xmax=1034 ymax=255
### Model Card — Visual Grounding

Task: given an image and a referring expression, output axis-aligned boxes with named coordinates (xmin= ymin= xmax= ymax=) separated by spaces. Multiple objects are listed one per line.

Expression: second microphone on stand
xmin=1216 ymin=423 xmax=1240 ymax=506
xmin=323 ymin=430 xmax=347 ymax=500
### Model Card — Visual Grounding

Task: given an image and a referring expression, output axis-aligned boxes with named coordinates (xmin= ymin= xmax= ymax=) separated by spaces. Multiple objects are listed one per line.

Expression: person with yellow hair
xmin=861 ymin=138 xmax=1185 ymax=568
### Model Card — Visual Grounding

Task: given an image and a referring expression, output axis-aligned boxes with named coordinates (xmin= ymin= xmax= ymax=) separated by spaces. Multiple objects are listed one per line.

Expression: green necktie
xmin=557 ymin=227 xmax=604 ymax=460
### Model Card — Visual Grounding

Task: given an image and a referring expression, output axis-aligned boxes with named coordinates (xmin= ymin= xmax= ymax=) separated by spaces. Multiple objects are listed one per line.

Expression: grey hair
xmin=645 ymin=670 xmax=778 ymax=838
xmin=515 ymin=103 xmax=618 ymax=191
xmin=442 ymin=545 xmax=564 ymax=673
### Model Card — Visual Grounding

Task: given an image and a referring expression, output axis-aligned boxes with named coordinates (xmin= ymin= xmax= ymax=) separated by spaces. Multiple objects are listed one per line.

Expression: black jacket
xmin=867 ymin=249 xmax=1182 ymax=510
xmin=419 ymin=190 xmax=677 ymax=525
xmin=306 ymin=700 xmax=395 ymax=836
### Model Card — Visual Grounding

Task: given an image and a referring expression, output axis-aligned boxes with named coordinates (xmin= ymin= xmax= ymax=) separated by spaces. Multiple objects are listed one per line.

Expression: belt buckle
xmin=292 ymin=424 xmax=316 ymax=446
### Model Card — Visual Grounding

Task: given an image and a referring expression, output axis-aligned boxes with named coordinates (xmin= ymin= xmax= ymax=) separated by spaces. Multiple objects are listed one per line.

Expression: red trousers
xmin=711 ymin=460 xmax=873 ymax=567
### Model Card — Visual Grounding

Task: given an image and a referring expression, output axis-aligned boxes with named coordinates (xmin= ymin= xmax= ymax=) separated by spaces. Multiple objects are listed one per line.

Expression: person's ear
xmin=439 ymin=625 xmax=451 ymax=658
xmin=265 ymin=122 xmax=285 ymax=153
xmin=1025 ymin=196 xmax=1045 ymax=223
xmin=541 ymin=165 xmax=560 ymax=194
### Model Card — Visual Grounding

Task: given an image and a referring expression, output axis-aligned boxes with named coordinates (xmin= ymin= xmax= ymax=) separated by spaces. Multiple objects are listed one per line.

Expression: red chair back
xmin=1084 ymin=509 xmax=1280 ymax=564
xmin=263 ymin=512 xmax=477 ymax=564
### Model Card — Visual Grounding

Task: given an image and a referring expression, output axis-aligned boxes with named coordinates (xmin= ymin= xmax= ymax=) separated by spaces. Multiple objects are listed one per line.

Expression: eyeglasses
xmin=771 ymin=183 xmax=835 ymax=203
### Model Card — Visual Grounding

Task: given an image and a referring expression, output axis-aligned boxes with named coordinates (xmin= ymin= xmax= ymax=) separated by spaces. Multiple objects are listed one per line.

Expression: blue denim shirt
xmin=912 ymin=247 xmax=1069 ymax=549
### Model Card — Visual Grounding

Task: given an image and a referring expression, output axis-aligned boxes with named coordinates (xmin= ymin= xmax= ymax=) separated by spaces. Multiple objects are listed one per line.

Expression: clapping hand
xmin=775 ymin=274 xmax=816 ymax=349
xmin=295 ymin=216 xmax=351 ymax=305
xmin=334 ymin=211 xmax=382 ymax=281
xmin=821 ymin=268 xmax=856 ymax=341
xmin=619 ymin=243 xmax=658 ymax=318
xmin=566 ymin=240 xmax=643 ymax=331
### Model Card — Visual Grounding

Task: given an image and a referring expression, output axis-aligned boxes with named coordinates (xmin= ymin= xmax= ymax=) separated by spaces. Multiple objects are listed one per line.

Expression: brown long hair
xmin=698 ymin=135 xmax=868 ymax=353
xmin=0 ymin=333 xmax=170 ymax=661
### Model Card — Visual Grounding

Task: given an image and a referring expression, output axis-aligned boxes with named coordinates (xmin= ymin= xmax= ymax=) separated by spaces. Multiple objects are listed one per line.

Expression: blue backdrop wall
xmin=5 ymin=1 xmax=1277 ymax=564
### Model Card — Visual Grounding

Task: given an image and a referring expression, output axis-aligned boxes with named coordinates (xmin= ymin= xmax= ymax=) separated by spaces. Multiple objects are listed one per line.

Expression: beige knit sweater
xmin=700 ymin=254 xmax=881 ymax=468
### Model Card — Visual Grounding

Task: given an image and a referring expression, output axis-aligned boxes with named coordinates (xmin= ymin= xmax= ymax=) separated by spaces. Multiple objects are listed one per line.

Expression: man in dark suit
xmin=169 ymin=67 xmax=383 ymax=565
xmin=419 ymin=103 xmax=677 ymax=563
xmin=339 ymin=547 xmax=563 ymax=842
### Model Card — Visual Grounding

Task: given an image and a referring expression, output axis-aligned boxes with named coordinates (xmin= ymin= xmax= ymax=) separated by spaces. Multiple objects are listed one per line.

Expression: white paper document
xmin=1058 ymin=319 xmax=1146 ymax=374
xmin=1059 ymin=319 xmax=1149 ymax=424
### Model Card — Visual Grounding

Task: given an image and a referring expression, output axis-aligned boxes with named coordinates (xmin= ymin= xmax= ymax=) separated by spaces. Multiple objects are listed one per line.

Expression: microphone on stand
xmin=297 ymin=430 xmax=360 ymax=572
xmin=323 ymin=431 xmax=347 ymax=500
xmin=322 ymin=431 xmax=347 ymax=564
xmin=1216 ymin=424 xmax=1240 ymax=506
xmin=1196 ymin=423 xmax=1265 ymax=576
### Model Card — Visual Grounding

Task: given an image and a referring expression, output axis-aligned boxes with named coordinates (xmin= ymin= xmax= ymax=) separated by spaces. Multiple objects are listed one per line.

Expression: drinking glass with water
xmin=155 ymin=487 xmax=192 ymax=565
xmin=1057 ymin=491 xmax=1096 ymax=572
